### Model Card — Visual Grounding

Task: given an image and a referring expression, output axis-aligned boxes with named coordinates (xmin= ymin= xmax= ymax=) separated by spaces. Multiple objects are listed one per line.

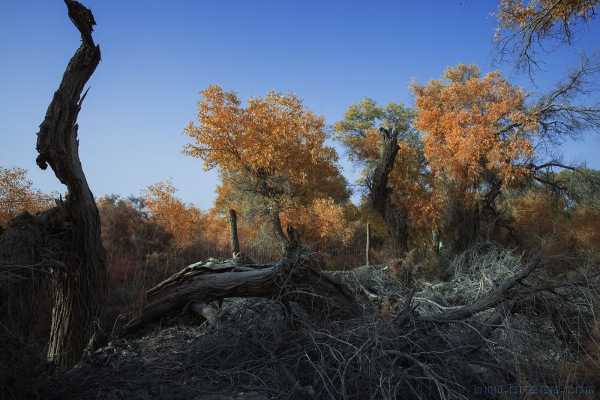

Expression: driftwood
xmin=120 ymin=248 xmax=360 ymax=337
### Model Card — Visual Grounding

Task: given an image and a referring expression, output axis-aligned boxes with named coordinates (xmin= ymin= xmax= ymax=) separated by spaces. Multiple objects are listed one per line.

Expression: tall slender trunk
xmin=229 ymin=209 xmax=240 ymax=256
xmin=366 ymin=223 xmax=371 ymax=266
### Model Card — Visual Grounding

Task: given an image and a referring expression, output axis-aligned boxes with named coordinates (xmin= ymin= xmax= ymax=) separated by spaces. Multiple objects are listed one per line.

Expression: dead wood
xmin=35 ymin=0 xmax=109 ymax=371
xmin=0 ymin=0 xmax=108 ymax=372
xmin=15 ymin=244 xmax=600 ymax=399
xmin=120 ymin=247 xmax=360 ymax=338
xmin=418 ymin=253 xmax=542 ymax=324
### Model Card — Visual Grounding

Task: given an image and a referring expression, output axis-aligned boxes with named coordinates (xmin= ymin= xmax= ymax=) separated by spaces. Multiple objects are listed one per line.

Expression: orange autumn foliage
xmin=182 ymin=85 xmax=339 ymax=201
xmin=0 ymin=165 xmax=55 ymax=227
xmin=495 ymin=0 xmax=599 ymax=73
xmin=183 ymin=85 xmax=350 ymax=248
xmin=211 ymin=171 xmax=356 ymax=253
xmin=496 ymin=0 xmax=599 ymax=35
xmin=508 ymin=187 xmax=600 ymax=256
xmin=280 ymin=198 xmax=357 ymax=246
xmin=411 ymin=64 xmax=536 ymax=195
xmin=508 ymin=188 xmax=568 ymax=254
xmin=143 ymin=179 xmax=203 ymax=248
xmin=565 ymin=207 xmax=600 ymax=254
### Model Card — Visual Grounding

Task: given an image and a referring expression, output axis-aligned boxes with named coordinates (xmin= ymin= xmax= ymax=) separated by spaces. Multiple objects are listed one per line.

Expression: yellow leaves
xmin=183 ymin=84 xmax=348 ymax=242
xmin=0 ymin=166 xmax=55 ymax=227
xmin=508 ymin=172 xmax=600 ymax=256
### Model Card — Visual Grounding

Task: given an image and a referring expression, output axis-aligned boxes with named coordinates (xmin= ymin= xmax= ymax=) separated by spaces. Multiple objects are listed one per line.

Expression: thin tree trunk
xmin=229 ymin=209 xmax=240 ymax=256
xmin=366 ymin=223 xmax=371 ymax=266
xmin=36 ymin=0 xmax=108 ymax=371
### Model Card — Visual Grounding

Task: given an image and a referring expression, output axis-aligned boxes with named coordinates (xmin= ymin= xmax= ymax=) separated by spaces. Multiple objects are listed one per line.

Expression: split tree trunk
xmin=270 ymin=210 xmax=290 ymax=254
xmin=368 ymin=127 xmax=409 ymax=255
xmin=35 ymin=0 xmax=108 ymax=370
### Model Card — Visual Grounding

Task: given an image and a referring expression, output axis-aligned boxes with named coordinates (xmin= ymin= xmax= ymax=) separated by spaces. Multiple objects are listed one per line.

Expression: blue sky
xmin=1 ymin=1 xmax=599 ymax=210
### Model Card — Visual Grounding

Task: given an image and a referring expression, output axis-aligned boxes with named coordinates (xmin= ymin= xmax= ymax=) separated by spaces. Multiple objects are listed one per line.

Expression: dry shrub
xmin=0 ymin=211 xmax=65 ymax=399
xmin=108 ymin=257 xmax=142 ymax=283
xmin=388 ymin=249 xmax=439 ymax=287
xmin=0 ymin=263 xmax=49 ymax=400
xmin=557 ymin=316 xmax=600 ymax=387
xmin=379 ymin=300 xmax=391 ymax=320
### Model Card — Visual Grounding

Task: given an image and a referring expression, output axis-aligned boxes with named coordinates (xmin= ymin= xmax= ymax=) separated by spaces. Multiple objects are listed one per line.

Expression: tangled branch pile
xmin=19 ymin=243 xmax=596 ymax=400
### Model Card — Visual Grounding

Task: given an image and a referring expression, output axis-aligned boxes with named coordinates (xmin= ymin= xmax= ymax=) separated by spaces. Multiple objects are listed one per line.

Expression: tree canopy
xmin=0 ymin=166 xmax=55 ymax=227
xmin=410 ymin=63 xmax=536 ymax=195
xmin=183 ymin=85 xmax=349 ymax=250
xmin=495 ymin=0 xmax=600 ymax=72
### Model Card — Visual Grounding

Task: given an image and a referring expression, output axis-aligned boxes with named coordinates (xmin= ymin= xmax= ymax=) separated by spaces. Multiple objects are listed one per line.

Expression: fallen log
xmin=120 ymin=248 xmax=360 ymax=337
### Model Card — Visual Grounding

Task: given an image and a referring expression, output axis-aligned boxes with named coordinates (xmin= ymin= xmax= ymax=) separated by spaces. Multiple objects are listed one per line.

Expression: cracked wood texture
xmin=368 ymin=127 xmax=409 ymax=255
xmin=120 ymin=251 xmax=360 ymax=338
xmin=36 ymin=0 xmax=108 ymax=370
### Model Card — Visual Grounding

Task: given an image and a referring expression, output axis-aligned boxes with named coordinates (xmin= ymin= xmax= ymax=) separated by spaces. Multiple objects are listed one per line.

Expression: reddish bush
xmin=108 ymin=257 xmax=142 ymax=284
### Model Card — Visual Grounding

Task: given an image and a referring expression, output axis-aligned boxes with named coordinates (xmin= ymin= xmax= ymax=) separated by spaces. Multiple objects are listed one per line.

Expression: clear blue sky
xmin=1 ymin=1 xmax=599 ymax=210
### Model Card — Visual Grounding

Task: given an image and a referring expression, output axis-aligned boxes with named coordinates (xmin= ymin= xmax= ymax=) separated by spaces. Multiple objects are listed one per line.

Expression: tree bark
xmin=35 ymin=0 xmax=108 ymax=371
xmin=368 ymin=127 xmax=409 ymax=255
xmin=229 ymin=209 xmax=240 ymax=256
xmin=366 ymin=223 xmax=371 ymax=266
xmin=120 ymin=249 xmax=360 ymax=337
xmin=270 ymin=210 xmax=289 ymax=254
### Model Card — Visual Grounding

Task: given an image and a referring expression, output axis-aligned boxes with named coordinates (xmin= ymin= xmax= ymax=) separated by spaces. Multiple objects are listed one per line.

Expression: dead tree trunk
xmin=367 ymin=127 xmax=409 ymax=255
xmin=34 ymin=0 xmax=108 ymax=370
xmin=120 ymin=246 xmax=360 ymax=337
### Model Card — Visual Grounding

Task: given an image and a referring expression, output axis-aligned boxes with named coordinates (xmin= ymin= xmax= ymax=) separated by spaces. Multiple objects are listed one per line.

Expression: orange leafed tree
xmin=281 ymin=198 xmax=357 ymax=246
xmin=496 ymin=0 xmax=599 ymax=36
xmin=0 ymin=166 xmax=55 ymax=227
xmin=183 ymin=85 xmax=345 ymax=252
xmin=411 ymin=63 xmax=535 ymax=190
xmin=410 ymin=63 xmax=538 ymax=249
xmin=143 ymin=179 xmax=203 ymax=249
xmin=495 ymin=0 xmax=600 ymax=71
